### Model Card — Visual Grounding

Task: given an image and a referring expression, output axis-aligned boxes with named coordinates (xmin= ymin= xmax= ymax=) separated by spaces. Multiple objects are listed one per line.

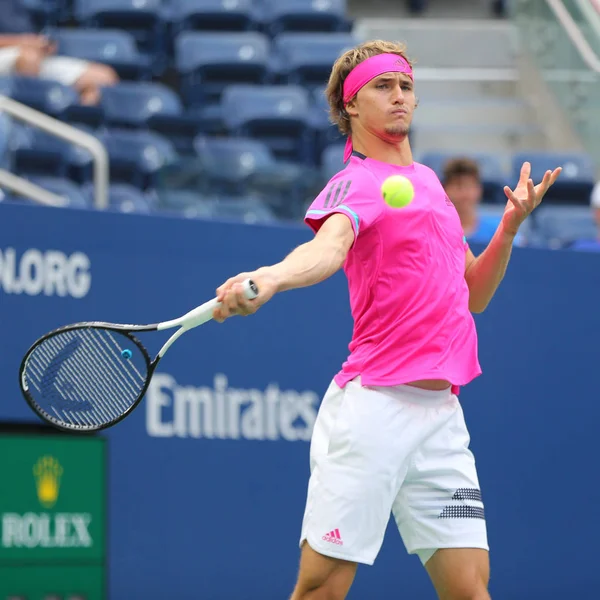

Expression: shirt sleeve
xmin=304 ymin=175 xmax=382 ymax=240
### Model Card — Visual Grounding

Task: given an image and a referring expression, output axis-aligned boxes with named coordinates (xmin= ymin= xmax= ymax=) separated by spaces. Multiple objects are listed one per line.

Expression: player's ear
xmin=345 ymin=98 xmax=358 ymax=117
xmin=414 ymin=96 xmax=419 ymax=108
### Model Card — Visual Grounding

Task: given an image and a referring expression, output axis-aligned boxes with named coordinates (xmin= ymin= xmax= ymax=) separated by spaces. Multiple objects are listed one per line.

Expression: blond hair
xmin=325 ymin=40 xmax=414 ymax=136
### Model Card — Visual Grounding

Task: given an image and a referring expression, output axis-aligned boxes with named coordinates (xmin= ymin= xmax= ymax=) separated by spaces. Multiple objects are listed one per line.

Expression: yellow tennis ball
xmin=381 ymin=175 xmax=414 ymax=208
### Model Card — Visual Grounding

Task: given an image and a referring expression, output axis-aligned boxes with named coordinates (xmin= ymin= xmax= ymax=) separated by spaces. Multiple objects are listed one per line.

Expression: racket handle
xmin=157 ymin=278 xmax=259 ymax=331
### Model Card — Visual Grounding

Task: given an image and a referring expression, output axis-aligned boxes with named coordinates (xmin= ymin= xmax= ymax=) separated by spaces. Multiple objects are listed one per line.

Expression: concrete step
xmin=413 ymin=99 xmax=534 ymax=128
xmin=413 ymin=124 xmax=547 ymax=155
xmin=413 ymin=77 xmax=520 ymax=101
xmin=353 ymin=19 xmax=519 ymax=69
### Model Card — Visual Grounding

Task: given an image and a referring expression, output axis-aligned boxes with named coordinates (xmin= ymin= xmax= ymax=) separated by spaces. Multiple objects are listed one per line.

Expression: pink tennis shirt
xmin=305 ymin=152 xmax=482 ymax=394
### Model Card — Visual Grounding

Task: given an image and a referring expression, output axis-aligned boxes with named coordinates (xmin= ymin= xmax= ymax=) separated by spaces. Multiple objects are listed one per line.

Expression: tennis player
xmin=213 ymin=40 xmax=561 ymax=600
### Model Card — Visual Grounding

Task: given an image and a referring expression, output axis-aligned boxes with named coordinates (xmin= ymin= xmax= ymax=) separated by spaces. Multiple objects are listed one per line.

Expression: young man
xmin=213 ymin=40 xmax=561 ymax=600
xmin=442 ymin=157 xmax=525 ymax=246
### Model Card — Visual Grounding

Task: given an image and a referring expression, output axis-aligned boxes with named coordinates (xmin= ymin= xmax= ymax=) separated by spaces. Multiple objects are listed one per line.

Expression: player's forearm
xmin=263 ymin=237 xmax=348 ymax=293
xmin=465 ymin=223 xmax=515 ymax=313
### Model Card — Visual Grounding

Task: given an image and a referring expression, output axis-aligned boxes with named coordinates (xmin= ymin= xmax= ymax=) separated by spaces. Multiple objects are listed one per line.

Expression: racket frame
xmin=19 ymin=321 xmax=158 ymax=432
xmin=18 ymin=278 xmax=258 ymax=432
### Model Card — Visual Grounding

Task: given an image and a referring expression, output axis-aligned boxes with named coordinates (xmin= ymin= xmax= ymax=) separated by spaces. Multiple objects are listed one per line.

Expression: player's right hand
xmin=213 ymin=268 xmax=277 ymax=323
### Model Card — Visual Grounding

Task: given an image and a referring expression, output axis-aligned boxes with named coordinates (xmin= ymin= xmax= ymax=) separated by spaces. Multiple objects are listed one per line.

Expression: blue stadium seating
xmin=22 ymin=0 xmax=68 ymax=27
xmin=321 ymin=143 xmax=346 ymax=181
xmin=97 ymin=129 xmax=178 ymax=190
xmin=99 ymin=82 xmax=202 ymax=153
xmin=170 ymin=0 xmax=258 ymax=34
xmin=512 ymin=152 xmax=596 ymax=205
xmin=190 ymin=195 xmax=278 ymax=224
xmin=310 ymin=85 xmax=343 ymax=160
xmin=420 ymin=151 xmax=508 ymax=203
xmin=259 ymin=0 xmax=351 ymax=35
xmin=272 ymin=33 xmax=355 ymax=86
xmin=5 ymin=0 xmax=600 ymax=240
xmin=28 ymin=176 xmax=90 ymax=208
xmin=221 ymin=84 xmax=313 ymax=163
xmin=83 ymin=182 xmax=153 ymax=213
xmin=175 ymin=32 xmax=270 ymax=108
xmin=11 ymin=126 xmax=94 ymax=182
xmin=53 ymin=28 xmax=153 ymax=81
xmin=0 ymin=76 xmax=79 ymax=119
xmin=156 ymin=189 xmax=276 ymax=223
xmin=74 ymin=0 xmax=167 ymax=73
xmin=193 ymin=136 xmax=314 ymax=217
xmin=532 ymin=205 xmax=597 ymax=248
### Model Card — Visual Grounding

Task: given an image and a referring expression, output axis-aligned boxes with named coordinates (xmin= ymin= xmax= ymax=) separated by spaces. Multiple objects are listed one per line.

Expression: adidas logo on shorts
xmin=322 ymin=529 xmax=343 ymax=545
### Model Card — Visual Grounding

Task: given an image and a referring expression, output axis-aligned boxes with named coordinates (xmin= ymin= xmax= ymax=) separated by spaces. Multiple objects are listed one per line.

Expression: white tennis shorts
xmin=299 ymin=377 xmax=488 ymax=566
xmin=0 ymin=48 xmax=89 ymax=86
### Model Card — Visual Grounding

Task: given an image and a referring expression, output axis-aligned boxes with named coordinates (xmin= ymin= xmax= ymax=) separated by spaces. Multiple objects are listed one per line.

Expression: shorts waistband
xmin=361 ymin=380 xmax=453 ymax=407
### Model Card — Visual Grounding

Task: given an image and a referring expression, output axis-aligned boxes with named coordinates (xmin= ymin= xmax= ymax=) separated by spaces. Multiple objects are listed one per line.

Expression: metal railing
xmin=513 ymin=0 xmax=600 ymax=166
xmin=0 ymin=95 xmax=109 ymax=209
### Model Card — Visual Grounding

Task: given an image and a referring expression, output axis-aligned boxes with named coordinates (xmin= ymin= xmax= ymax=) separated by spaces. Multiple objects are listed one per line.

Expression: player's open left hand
xmin=213 ymin=269 xmax=277 ymax=323
xmin=501 ymin=161 xmax=562 ymax=236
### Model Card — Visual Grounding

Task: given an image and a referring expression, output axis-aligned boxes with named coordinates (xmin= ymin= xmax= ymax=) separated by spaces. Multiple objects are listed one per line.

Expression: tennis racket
xmin=19 ymin=279 xmax=259 ymax=433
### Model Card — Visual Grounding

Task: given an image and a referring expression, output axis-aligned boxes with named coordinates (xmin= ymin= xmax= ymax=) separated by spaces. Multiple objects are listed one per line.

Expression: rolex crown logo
xmin=33 ymin=455 xmax=63 ymax=508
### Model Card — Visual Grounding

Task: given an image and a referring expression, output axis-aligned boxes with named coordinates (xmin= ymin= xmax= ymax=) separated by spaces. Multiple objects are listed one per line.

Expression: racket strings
xmin=24 ymin=328 xmax=148 ymax=428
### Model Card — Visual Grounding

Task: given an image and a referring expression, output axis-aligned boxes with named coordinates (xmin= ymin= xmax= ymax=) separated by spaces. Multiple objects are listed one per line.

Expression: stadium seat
xmin=420 ymin=151 xmax=508 ymax=203
xmin=512 ymin=152 xmax=596 ymax=205
xmin=190 ymin=195 xmax=278 ymax=224
xmin=175 ymin=32 xmax=270 ymax=108
xmin=272 ymin=33 xmax=354 ymax=87
xmin=28 ymin=176 xmax=90 ymax=208
xmin=22 ymin=0 xmax=67 ymax=27
xmin=221 ymin=85 xmax=313 ymax=163
xmin=533 ymin=205 xmax=597 ymax=249
xmin=98 ymin=129 xmax=179 ymax=190
xmin=74 ymin=0 xmax=167 ymax=73
xmin=311 ymin=86 xmax=343 ymax=161
xmin=321 ymin=143 xmax=347 ymax=181
xmin=99 ymin=82 xmax=202 ymax=153
xmin=83 ymin=182 xmax=153 ymax=213
xmin=156 ymin=189 xmax=276 ymax=223
xmin=170 ymin=0 xmax=258 ymax=34
xmin=259 ymin=0 xmax=351 ymax=35
xmin=53 ymin=28 xmax=153 ymax=81
xmin=12 ymin=126 xmax=95 ymax=182
xmin=193 ymin=136 xmax=314 ymax=217
xmin=0 ymin=76 xmax=79 ymax=119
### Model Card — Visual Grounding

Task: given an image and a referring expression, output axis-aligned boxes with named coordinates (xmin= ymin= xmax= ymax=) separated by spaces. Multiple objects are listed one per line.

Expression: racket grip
xmin=158 ymin=278 xmax=259 ymax=331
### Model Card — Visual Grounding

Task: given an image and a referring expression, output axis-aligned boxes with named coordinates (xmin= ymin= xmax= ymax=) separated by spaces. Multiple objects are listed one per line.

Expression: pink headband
xmin=342 ymin=53 xmax=414 ymax=162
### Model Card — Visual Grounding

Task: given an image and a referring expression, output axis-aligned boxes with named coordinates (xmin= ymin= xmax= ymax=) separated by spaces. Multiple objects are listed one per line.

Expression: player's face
xmin=445 ymin=175 xmax=483 ymax=212
xmin=347 ymin=72 xmax=417 ymax=141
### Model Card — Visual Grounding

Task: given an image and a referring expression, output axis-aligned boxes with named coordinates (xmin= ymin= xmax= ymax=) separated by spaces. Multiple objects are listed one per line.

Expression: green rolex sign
xmin=0 ymin=429 xmax=107 ymax=599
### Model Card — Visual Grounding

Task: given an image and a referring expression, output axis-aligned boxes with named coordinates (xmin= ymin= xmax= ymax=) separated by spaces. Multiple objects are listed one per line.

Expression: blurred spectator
xmin=570 ymin=181 xmax=600 ymax=252
xmin=0 ymin=0 xmax=119 ymax=104
xmin=443 ymin=157 xmax=523 ymax=246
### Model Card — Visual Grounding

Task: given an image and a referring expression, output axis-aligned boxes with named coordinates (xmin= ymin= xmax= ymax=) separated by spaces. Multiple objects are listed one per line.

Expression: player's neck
xmin=352 ymin=134 xmax=413 ymax=166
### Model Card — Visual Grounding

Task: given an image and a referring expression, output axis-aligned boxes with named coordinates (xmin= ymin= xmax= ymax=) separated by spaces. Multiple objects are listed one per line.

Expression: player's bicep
xmin=314 ymin=213 xmax=355 ymax=256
